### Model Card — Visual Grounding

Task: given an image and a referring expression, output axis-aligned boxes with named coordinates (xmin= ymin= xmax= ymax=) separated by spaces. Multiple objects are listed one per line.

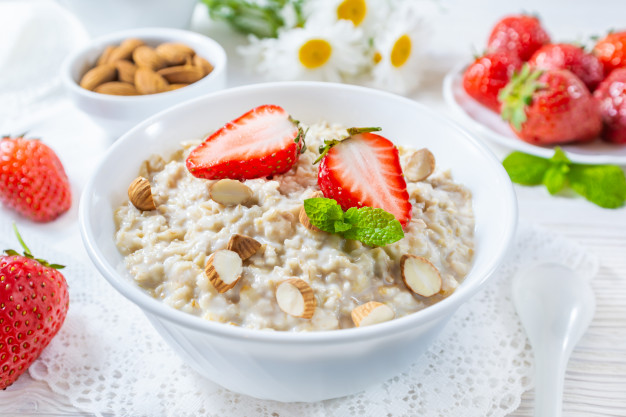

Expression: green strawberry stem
xmin=314 ymin=126 xmax=382 ymax=164
xmin=4 ymin=223 xmax=65 ymax=269
xmin=499 ymin=64 xmax=544 ymax=131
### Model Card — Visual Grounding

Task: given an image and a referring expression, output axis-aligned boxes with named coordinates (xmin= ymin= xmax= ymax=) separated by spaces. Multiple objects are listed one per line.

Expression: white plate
xmin=443 ymin=63 xmax=626 ymax=165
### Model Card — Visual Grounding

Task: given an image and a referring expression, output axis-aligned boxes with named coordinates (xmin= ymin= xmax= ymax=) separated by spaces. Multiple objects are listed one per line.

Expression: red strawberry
xmin=316 ymin=128 xmax=412 ymax=228
xmin=529 ymin=43 xmax=604 ymax=91
xmin=0 ymin=136 xmax=71 ymax=222
xmin=0 ymin=226 xmax=69 ymax=389
xmin=487 ymin=14 xmax=550 ymax=61
xmin=593 ymin=31 xmax=626 ymax=76
xmin=186 ymin=105 xmax=305 ymax=180
xmin=593 ymin=68 xmax=626 ymax=144
xmin=500 ymin=65 xmax=602 ymax=145
xmin=463 ymin=51 xmax=522 ymax=112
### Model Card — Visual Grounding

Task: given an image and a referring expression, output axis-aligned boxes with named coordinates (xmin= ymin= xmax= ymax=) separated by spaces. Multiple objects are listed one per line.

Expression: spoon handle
xmin=533 ymin=344 xmax=568 ymax=417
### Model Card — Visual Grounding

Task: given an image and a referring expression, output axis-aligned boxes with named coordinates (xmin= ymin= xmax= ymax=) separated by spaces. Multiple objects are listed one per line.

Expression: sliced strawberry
xmin=317 ymin=129 xmax=412 ymax=228
xmin=186 ymin=104 xmax=305 ymax=180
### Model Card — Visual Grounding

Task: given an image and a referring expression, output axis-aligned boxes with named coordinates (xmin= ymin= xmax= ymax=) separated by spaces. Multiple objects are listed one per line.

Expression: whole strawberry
xmin=186 ymin=104 xmax=305 ymax=180
xmin=463 ymin=51 xmax=522 ymax=112
xmin=499 ymin=65 xmax=602 ymax=145
xmin=0 ymin=225 xmax=69 ymax=389
xmin=316 ymin=127 xmax=412 ymax=228
xmin=593 ymin=68 xmax=626 ymax=144
xmin=487 ymin=14 xmax=550 ymax=61
xmin=529 ymin=43 xmax=604 ymax=91
xmin=0 ymin=136 xmax=71 ymax=222
xmin=593 ymin=31 xmax=626 ymax=76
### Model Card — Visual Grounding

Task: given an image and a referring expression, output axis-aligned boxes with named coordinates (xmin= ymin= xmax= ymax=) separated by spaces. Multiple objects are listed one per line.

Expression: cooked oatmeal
xmin=114 ymin=122 xmax=475 ymax=331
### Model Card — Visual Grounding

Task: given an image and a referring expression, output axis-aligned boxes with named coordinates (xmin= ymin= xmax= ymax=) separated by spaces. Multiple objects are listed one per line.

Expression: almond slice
xmin=400 ymin=254 xmax=442 ymax=297
xmin=79 ymin=64 xmax=116 ymax=91
xmin=209 ymin=179 xmax=252 ymax=206
xmin=275 ymin=278 xmax=316 ymax=319
xmin=205 ymin=249 xmax=243 ymax=293
xmin=404 ymin=148 xmax=436 ymax=182
xmin=227 ymin=234 xmax=261 ymax=260
xmin=128 ymin=176 xmax=156 ymax=211
xmin=351 ymin=301 xmax=395 ymax=327
xmin=299 ymin=205 xmax=321 ymax=232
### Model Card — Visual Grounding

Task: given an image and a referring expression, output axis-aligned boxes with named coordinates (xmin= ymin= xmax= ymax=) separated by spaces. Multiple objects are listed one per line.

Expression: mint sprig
xmin=303 ymin=197 xmax=404 ymax=246
xmin=503 ymin=148 xmax=626 ymax=208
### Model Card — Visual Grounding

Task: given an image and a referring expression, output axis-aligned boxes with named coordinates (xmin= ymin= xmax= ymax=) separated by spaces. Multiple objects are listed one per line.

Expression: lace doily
xmin=1 ymin=221 xmax=598 ymax=417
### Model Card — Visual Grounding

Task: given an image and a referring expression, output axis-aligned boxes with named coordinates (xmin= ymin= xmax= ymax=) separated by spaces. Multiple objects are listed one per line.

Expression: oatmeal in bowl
xmin=114 ymin=104 xmax=475 ymax=331
xmin=80 ymin=82 xmax=516 ymax=402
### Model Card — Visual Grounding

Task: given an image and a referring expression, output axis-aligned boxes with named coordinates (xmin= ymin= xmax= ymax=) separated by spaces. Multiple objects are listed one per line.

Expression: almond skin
xmin=79 ymin=64 xmax=117 ymax=91
xmin=97 ymin=46 xmax=116 ymax=65
xmin=193 ymin=55 xmax=214 ymax=76
xmin=351 ymin=301 xmax=395 ymax=327
xmin=227 ymin=234 xmax=262 ymax=260
xmin=167 ymin=83 xmax=189 ymax=91
xmin=156 ymin=42 xmax=195 ymax=66
xmin=128 ymin=176 xmax=156 ymax=211
xmin=134 ymin=67 xmax=169 ymax=95
xmin=205 ymin=250 xmax=243 ymax=293
xmin=400 ymin=254 xmax=442 ymax=297
xmin=157 ymin=65 xmax=205 ymax=84
xmin=299 ymin=205 xmax=321 ymax=232
xmin=133 ymin=45 xmax=165 ymax=71
xmin=108 ymin=38 xmax=144 ymax=62
xmin=115 ymin=60 xmax=138 ymax=84
xmin=94 ymin=81 xmax=138 ymax=96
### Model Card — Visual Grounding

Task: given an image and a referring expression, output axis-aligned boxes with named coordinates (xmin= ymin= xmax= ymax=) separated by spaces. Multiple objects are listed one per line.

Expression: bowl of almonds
xmin=62 ymin=27 xmax=227 ymax=137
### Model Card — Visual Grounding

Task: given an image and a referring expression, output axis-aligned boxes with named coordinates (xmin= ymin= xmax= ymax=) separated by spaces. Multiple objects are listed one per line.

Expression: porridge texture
xmin=114 ymin=122 xmax=475 ymax=331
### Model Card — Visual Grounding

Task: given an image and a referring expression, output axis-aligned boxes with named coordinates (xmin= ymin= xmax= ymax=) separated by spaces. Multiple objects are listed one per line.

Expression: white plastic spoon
xmin=512 ymin=262 xmax=595 ymax=417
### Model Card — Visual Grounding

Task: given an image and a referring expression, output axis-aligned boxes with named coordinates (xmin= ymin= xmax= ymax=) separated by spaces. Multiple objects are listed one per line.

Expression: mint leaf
xmin=342 ymin=206 xmax=404 ymax=246
xmin=569 ymin=164 xmax=626 ymax=208
xmin=303 ymin=198 xmax=404 ymax=246
xmin=550 ymin=147 xmax=570 ymax=164
xmin=503 ymin=151 xmax=550 ymax=185
xmin=543 ymin=164 xmax=568 ymax=194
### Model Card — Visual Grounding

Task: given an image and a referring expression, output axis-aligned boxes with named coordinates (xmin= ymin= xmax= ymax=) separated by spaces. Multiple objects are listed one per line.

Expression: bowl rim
xmin=60 ymin=27 xmax=227 ymax=103
xmin=79 ymin=81 xmax=518 ymax=344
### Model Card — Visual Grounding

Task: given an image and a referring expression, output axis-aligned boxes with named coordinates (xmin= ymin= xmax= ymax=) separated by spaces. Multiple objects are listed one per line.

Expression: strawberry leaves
xmin=3 ymin=223 xmax=65 ymax=269
xmin=313 ymin=127 xmax=382 ymax=164
xmin=499 ymin=64 xmax=545 ymax=130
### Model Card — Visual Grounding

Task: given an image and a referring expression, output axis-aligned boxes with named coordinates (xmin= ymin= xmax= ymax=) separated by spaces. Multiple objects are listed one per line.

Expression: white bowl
xmin=61 ymin=27 xmax=227 ymax=138
xmin=79 ymin=82 xmax=517 ymax=402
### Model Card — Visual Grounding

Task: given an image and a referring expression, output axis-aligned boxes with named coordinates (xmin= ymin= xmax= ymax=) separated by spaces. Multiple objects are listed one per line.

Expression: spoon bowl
xmin=512 ymin=262 xmax=595 ymax=417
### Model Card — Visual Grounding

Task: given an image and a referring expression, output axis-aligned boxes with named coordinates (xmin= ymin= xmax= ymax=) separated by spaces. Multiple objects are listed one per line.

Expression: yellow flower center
xmin=373 ymin=51 xmax=382 ymax=64
xmin=390 ymin=34 xmax=412 ymax=68
xmin=299 ymin=39 xmax=332 ymax=69
xmin=336 ymin=0 xmax=367 ymax=26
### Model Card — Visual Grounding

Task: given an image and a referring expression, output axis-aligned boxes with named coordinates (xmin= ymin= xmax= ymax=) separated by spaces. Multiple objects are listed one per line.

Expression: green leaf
xmin=342 ymin=206 xmax=404 ymax=247
xmin=543 ymin=164 xmax=569 ymax=195
xmin=499 ymin=64 xmax=544 ymax=131
xmin=569 ymin=164 xmax=626 ymax=208
xmin=503 ymin=151 xmax=551 ymax=185
xmin=313 ymin=127 xmax=382 ymax=164
xmin=550 ymin=147 xmax=570 ymax=164
xmin=303 ymin=198 xmax=404 ymax=246
xmin=303 ymin=198 xmax=345 ymax=233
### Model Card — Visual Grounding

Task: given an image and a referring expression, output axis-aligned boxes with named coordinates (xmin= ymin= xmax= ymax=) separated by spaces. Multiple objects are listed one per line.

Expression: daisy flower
xmin=366 ymin=2 xmax=433 ymax=95
xmin=304 ymin=0 xmax=391 ymax=34
xmin=238 ymin=19 xmax=369 ymax=82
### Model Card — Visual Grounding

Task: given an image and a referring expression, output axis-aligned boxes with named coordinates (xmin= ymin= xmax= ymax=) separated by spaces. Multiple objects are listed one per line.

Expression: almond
xmin=205 ymin=249 xmax=243 ymax=293
xmin=115 ymin=60 xmax=138 ymax=84
xmin=167 ymin=83 xmax=189 ymax=91
xmin=351 ymin=301 xmax=395 ymax=327
xmin=134 ymin=67 xmax=169 ymax=95
xmin=404 ymin=148 xmax=435 ymax=182
xmin=94 ymin=81 xmax=138 ymax=96
xmin=193 ymin=55 xmax=214 ymax=76
xmin=97 ymin=46 xmax=116 ymax=66
xmin=157 ymin=65 xmax=205 ymax=84
xmin=400 ymin=254 xmax=442 ymax=297
xmin=227 ymin=234 xmax=262 ymax=260
xmin=299 ymin=205 xmax=321 ymax=232
xmin=156 ymin=42 xmax=195 ymax=66
xmin=275 ymin=278 xmax=316 ymax=319
xmin=128 ymin=176 xmax=156 ymax=211
xmin=133 ymin=45 xmax=165 ymax=71
xmin=209 ymin=179 xmax=253 ymax=206
xmin=79 ymin=64 xmax=117 ymax=91
xmin=109 ymin=38 xmax=144 ymax=62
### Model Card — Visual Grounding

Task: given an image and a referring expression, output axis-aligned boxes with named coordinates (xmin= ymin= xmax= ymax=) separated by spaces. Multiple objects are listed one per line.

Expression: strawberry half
xmin=316 ymin=128 xmax=412 ymax=228
xmin=186 ymin=104 xmax=305 ymax=180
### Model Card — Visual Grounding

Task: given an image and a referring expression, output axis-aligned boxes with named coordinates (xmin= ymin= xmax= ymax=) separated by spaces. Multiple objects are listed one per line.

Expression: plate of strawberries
xmin=443 ymin=14 xmax=626 ymax=164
